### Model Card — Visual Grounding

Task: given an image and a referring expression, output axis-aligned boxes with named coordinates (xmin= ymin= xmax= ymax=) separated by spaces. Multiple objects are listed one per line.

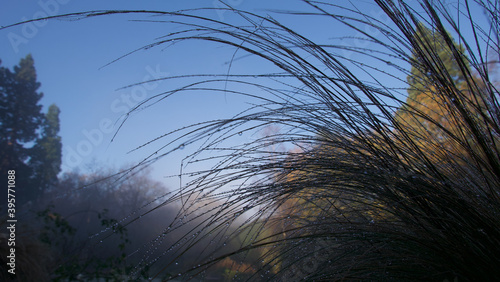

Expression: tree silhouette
xmin=0 ymin=54 xmax=44 ymax=205
xmin=31 ymin=104 xmax=62 ymax=199
xmin=0 ymin=55 xmax=63 ymax=206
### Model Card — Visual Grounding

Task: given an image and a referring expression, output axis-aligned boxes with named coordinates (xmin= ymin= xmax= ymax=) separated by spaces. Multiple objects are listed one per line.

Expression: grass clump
xmin=3 ymin=0 xmax=499 ymax=280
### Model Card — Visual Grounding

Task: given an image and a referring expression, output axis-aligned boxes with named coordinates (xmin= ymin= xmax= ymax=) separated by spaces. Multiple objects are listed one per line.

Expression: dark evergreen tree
xmin=31 ymin=104 xmax=62 ymax=198
xmin=0 ymin=54 xmax=45 ymax=206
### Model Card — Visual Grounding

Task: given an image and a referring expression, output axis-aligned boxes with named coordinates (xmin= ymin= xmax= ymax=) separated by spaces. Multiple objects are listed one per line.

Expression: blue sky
xmin=0 ymin=0 xmax=329 ymax=188
xmin=1 ymin=0 xmax=486 ymax=189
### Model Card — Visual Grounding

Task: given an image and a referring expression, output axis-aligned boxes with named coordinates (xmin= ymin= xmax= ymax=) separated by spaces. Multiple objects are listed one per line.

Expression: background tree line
xmin=0 ymin=56 xmax=183 ymax=281
xmin=0 ymin=54 xmax=255 ymax=281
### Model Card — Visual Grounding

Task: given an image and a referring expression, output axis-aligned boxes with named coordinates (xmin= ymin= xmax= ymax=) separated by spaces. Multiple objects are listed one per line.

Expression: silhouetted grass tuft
xmin=3 ymin=0 xmax=499 ymax=280
xmin=135 ymin=1 xmax=498 ymax=280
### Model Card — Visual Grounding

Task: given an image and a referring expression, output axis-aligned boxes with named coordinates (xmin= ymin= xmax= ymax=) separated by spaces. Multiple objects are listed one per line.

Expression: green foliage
xmin=97 ymin=208 xmax=131 ymax=253
xmin=34 ymin=167 xmax=171 ymax=281
xmin=36 ymin=204 xmax=76 ymax=247
xmin=0 ymin=55 xmax=62 ymax=205
xmin=0 ymin=54 xmax=44 ymax=146
xmin=31 ymin=104 xmax=62 ymax=196
xmin=394 ymin=22 xmax=487 ymax=151
xmin=0 ymin=54 xmax=45 ymax=204
xmin=406 ymin=23 xmax=469 ymax=101
xmin=36 ymin=205 xmax=142 ymax=281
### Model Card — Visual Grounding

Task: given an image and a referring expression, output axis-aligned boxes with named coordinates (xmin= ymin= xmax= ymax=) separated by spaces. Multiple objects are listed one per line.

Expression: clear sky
xmin=0 ymin=0 xmax=486 ymax=189
xmin=0 ymin=0 xmax=328 ymax=188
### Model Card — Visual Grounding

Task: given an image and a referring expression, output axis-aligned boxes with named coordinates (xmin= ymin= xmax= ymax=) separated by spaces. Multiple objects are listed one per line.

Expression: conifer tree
xmin=0 ymin=54 xmax=45 ymax=205
xmin=394 ymin=23 xmax=492 ymax=166
xmin=31 ymin=103 xmax=62 ymax=197
xmin=396 ymin=23 xmax=472 ymax=141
